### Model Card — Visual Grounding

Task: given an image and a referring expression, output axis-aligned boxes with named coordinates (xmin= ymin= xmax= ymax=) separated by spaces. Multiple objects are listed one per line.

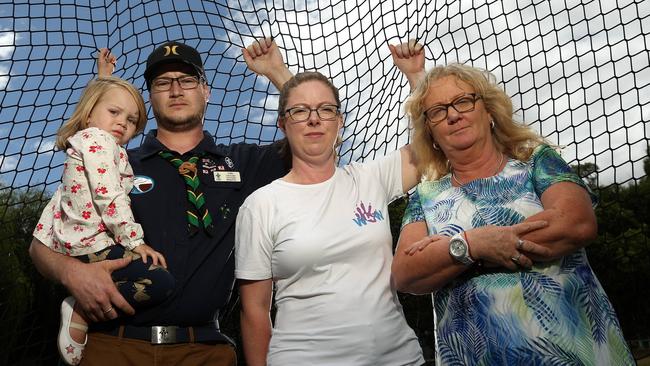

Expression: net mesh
xmin=1 ymin=0 xmax=649 ymax=364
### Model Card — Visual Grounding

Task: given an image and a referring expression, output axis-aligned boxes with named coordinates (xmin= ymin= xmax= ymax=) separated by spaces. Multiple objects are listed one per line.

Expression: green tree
xmin=0 ymin=185 xmax=63 ymax=365
xmin=574 ymin=146 xmax=650 ymax=347
xmin=388 ymin=197 xmax=435 ymax=363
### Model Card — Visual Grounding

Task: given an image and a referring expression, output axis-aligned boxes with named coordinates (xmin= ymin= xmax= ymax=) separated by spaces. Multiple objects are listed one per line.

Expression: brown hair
xmin=405 ymin=63 xmax=548 ymax=179
xmin=56 ymin=77 xmax=147 ymax=150
xmin=277 ymin=71 xmax=341 ymax=116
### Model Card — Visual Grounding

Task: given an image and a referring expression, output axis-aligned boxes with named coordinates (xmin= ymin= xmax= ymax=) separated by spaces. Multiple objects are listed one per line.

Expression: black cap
xmin=144 ymin=41 xmax=204 ymax=88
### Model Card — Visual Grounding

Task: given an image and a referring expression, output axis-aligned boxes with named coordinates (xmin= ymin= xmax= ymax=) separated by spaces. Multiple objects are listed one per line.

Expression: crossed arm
xmin=392 ymin=181 xmax=597 ymax=294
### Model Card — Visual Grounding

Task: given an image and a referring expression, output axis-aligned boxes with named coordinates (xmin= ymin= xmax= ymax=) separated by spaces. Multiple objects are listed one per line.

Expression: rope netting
xmin=1 ymin=0 xmax=649 ymax=364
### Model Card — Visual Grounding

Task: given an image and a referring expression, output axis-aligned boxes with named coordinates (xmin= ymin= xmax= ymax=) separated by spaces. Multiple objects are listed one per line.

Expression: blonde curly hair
xmin=405 ymin=63 xmax=548 ymax=180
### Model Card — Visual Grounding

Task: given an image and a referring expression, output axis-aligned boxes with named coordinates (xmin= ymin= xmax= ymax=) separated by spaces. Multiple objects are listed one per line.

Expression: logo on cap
xmin=163 ymin=45 xmax=179 ymax=56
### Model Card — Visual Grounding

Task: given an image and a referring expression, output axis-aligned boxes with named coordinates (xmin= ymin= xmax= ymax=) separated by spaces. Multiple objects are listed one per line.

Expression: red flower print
xmin=95 ymin=186 xmax=108 ymax=195
xmin=64 ymin=242 xmax=72 ymax=250
xmin=98 ymin=222 xmax=106 ymax=232
xmin=130 ymin=231 xmax=137 ymax=238
xmin=88 ymin=145 xmax=103 ymax=153
xmin=36 ymin=223 xmax=43 ymax=231
xmin=86 ymin=202 xmax=92 ymax=208
xmin=54 ymin=211 xmax=62 ymax=219
xmin=120 ymin=152 xmax=125 ymax=160
xmin=82 ymin=211 xmax=91 ymax=219
xmin=76 ymin=166 xmax=84 ymax=172
xmin=71 ymin=184 xmax=82 ymax=193
xmin=97 ymin=168 xmax=106 ymax=174
xmin=107 ymin=202 xmax=116 ymax=217
xmin=67 ymin=201 xmax=72 ymax=207
xmin=81 ymin=237 xmax=95 ymax=247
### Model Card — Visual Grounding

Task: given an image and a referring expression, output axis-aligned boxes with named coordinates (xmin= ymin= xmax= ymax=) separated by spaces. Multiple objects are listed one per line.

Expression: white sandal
xmin=58 ymin=296 xmax=88 ymax=365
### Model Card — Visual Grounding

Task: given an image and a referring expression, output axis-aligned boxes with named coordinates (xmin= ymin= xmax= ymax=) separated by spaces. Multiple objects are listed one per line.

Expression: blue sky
xmin=1 ymin=0 xmax=649 ymax=193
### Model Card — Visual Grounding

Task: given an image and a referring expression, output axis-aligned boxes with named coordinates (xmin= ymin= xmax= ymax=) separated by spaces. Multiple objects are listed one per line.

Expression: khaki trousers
xmin=79 ymin=332 xmax=237 ymax=366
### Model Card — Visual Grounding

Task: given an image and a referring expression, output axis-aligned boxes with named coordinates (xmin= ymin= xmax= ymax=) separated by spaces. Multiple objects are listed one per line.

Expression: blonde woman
xmin=393 ymin=63 xmax=634 ymax=365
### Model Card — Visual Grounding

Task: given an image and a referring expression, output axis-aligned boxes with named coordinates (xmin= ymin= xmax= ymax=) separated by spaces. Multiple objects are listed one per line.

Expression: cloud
xmin=6 ymin=0 xmax=647 ymax=187
xmin=226 ymin=1 xmax=415 ymax=162
xmin=0 ymin=31 xmax=15 ymax=90
xmin=0 ymin=31 xmax=14 ymax=50
xmin=0 ymin=155 xmax=18 ymax=173
xmin=109 ymin=0 xmax=650 ymax=184
xmin=34 ymin=139 xmax=55 ymax=154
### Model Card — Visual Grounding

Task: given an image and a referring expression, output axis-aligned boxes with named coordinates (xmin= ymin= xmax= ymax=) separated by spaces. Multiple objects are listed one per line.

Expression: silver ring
xmin=511 ymin=253 xmax=522 ymax=264
xmin=516 ymin=239 xmax=524 ymax=250
xmin=102 ymin=306 xmax=113 ymax=314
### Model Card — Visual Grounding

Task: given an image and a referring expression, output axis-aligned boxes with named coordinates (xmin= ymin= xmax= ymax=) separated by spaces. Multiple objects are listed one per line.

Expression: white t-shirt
xmin=236 ymin=150 xmax=424 ymax=366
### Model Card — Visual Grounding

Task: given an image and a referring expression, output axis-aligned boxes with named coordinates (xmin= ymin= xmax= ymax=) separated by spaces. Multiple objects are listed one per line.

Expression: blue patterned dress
xmin=402 ymin=145 xmax=634 ymax=366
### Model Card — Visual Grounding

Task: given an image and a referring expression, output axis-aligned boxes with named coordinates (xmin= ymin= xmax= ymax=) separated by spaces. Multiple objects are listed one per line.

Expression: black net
xmin=1 ymin=0 xmax=649 ymax=364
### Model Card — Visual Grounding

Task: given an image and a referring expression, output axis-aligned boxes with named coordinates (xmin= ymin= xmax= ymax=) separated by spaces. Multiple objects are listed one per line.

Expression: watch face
xmin=450 ymin=239 xmax=467 ymax=257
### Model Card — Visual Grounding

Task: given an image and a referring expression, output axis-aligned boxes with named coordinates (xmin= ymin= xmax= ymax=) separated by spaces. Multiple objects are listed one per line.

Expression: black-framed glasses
xmin=284 ymin=104 xmax=340 ymax=123
xmin=151 ymin=76 xmax=203 ymax=92
xmin=424 ymin=93 xmax=482 ymax=124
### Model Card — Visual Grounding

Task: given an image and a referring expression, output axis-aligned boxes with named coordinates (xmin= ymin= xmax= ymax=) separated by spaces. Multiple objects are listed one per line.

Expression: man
xmin=29 ymin=38 xmax=292 ymax=365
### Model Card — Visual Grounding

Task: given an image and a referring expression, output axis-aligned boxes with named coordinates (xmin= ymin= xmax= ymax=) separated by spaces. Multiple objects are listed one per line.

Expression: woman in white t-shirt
xmin=235 ymin=40 xmax=426 ymax=366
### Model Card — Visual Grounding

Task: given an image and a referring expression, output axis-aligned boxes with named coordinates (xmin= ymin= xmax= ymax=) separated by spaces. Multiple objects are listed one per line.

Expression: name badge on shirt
xmin=213 ymin=171 xmax=241 ymax=182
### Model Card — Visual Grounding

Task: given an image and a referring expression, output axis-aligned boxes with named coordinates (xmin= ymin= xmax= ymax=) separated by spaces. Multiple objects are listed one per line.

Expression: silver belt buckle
xmin=151 ymin=326 xmax=177 ymax=344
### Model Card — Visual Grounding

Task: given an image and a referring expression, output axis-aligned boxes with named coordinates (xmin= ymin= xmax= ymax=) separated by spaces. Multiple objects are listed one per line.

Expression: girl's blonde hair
xmin=405 ymin=63 xmax=548 ymax=179
xmin=56 ymin=77 xmax=147 ymax=150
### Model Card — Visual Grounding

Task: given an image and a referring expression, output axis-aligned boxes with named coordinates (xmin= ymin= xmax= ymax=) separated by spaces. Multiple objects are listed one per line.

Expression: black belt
xmin=93 ymin=322 xmax=234 ymax=345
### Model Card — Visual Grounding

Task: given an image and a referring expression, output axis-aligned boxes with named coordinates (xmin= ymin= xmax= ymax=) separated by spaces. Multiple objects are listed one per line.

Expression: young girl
xmin=32 ymin=75 xmax=174 ymax=365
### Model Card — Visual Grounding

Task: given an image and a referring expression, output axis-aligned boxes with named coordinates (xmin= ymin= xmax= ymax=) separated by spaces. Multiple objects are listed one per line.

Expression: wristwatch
xmin=449 ymin=233 xmax=475 ymax=265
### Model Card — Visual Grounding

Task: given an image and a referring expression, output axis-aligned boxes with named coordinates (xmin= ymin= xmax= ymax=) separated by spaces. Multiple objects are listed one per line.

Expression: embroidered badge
xmin=201 ymin=158 xmax=217 ymax=170
xmin=200 ymin=158 xmax=218 ymax=176
xmin=352 ymin=201 xmax=384 ymax=227
xmin=131 ymin=175 xmax=155 ymax=194
xmin=224 ymin=156 xmax=234 ymax=169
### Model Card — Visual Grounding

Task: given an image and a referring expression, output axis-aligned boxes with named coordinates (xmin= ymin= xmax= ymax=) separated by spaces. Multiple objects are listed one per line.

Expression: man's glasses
xmin=151 ymin=76 xmax=203 ymax=92
xmin=424 ymin=93 xmax=482 ymax=124
xmin=284 ymin=104 xmax=340 ymax=123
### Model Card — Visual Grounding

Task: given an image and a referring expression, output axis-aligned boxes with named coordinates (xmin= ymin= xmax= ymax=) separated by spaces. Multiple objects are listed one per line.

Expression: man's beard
xmin=153 ymin=109 xmax=204 ymax=132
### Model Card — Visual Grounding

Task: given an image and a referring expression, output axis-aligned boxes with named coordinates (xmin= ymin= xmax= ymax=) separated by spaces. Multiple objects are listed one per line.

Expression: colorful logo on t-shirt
xmin=352 ymin=201 xmax=384 ymax=227
xmin=131 ymin=175 xmax=154 ymax=194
